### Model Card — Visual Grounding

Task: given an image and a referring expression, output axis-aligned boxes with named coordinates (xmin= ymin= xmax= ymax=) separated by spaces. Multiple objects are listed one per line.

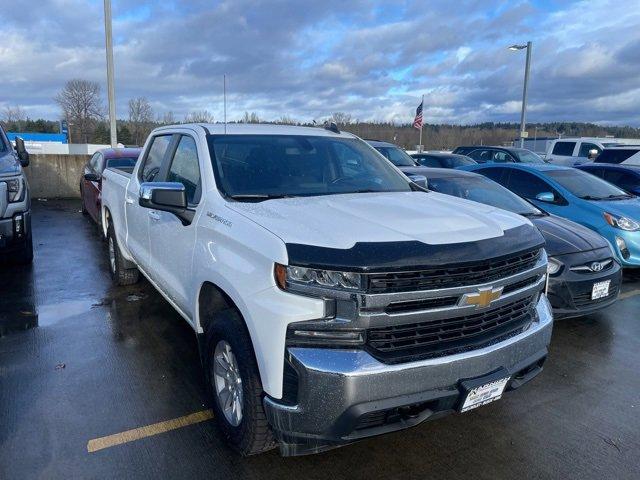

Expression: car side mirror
xmin=535 ymin=192 xmax=555 ymax=203
xmin=139 ymin=182 xmax=194 ymax=225
xmin=409 ymin=174 xmax=428 ymax=189
xmin=588 ymin=149 xmax=599 ymax=160
xmin=84 ymin=172 xmax=100 ymax=182
xmin=14 ymin=137 xmax=29 ymax=167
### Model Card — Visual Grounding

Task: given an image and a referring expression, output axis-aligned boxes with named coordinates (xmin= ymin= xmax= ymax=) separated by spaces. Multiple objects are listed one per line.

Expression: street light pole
xmin=104 ymin=0 xmax=117 ymax=147
xmin=509 ymin=41 xmax=532 ymax=148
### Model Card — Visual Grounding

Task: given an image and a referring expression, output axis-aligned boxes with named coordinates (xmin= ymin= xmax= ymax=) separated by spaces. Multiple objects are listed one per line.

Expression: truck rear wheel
xmin=206 ymin=309 xmax=276 ymax=455
xmin=106 ymin=224 xmax=139 ymax=286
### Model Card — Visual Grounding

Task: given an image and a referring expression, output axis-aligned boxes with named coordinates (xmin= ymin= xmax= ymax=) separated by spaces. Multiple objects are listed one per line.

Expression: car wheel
xmin=206 ymin=309 xmax=276 ymax=455
xmin=106 ymin=223 xmax=139 ymax=286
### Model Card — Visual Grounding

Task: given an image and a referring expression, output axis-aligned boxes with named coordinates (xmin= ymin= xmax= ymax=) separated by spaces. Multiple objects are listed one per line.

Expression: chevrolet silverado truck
xmin=101 ymin=123 xmax=553 ymax=456
xmin=0 ymin=125 xmax=32 ymax=264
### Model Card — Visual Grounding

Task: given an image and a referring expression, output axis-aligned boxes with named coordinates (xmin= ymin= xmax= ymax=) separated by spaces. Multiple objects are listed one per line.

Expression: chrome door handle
xmin=125 ymin=196 xmax=135 ymax=204
xmin=148 ymin=211 xmax=161 ymax=220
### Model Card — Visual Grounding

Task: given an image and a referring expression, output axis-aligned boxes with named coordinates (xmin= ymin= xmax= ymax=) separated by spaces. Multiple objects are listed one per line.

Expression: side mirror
xmin=588 ymin=149 xmax=599 ymax=160
xmin=409 ymin=174 xmax=428 ymax=189
xmin=535 ymin=192 xmax=555 ymax=203
xmin=14 ymin=137 xmax=29 ymax=167
xmin=84 ymin=172 xmax=100 ymax=182
xmin=139 ymin=182 xmax=194 ymax=225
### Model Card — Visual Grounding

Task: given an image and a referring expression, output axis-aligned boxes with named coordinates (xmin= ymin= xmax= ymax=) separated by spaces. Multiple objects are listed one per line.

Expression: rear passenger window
xmin=492 ymin=151 xmax=512 ymax=163
xmin=468 ymin=149 xmax=492 ymax=163
xmin=166 ymin=136 xmax=201 ymax=204
xmin=552 ymin=141 xmax=576 ymax=156
xmin=141 ymin=135 xmax=172 ymax=182
xmin=416 ymin=156 xmax=442 ymax=168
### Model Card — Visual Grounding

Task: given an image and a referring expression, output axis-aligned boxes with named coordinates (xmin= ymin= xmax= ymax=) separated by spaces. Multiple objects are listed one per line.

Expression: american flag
xmin=413 ymin=100 xmax=424 ymax=130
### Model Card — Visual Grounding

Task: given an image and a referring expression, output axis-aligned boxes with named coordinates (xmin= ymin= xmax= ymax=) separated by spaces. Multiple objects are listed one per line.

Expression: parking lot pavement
xmin=1 ymin=199 xmax=639 ymax=480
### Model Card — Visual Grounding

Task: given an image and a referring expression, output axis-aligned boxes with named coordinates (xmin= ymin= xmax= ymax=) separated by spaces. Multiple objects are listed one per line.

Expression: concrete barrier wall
xmin=24 ymin=154 xmax=89 ymax=199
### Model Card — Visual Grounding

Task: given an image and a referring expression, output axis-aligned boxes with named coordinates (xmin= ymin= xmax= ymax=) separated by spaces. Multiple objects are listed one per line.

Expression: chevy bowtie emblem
xmin=459 ymin=286 xmax=504 ymax=309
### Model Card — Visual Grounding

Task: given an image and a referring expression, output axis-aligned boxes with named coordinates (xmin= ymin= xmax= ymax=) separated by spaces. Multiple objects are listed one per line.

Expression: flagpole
xmin=419 ymin=94 xmax=424 ymax=151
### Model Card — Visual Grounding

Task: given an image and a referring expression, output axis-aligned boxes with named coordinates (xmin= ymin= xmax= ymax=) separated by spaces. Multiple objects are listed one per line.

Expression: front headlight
xmin=5 ymin=178 xmax=25 ymax=203
xmin=547 ymin=257 xmax=562 ymax=276
xmin=275 ymin=264 xmax=363 ymax=292
xmin=603 ymin=212 xmax=640 ymax=231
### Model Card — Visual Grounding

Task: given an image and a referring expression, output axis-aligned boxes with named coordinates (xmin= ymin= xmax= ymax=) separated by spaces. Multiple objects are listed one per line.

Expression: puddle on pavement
xmin=36 ymin=299 xmax=102 ymax=326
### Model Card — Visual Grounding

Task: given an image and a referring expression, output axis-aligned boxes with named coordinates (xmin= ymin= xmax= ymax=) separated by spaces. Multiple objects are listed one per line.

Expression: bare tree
xmin=161 ymin=111 xmax=177 ymax=125
xmin=54 ymin=79 xmax=105 ymax=143
xmin=2 ymin=105 xmax=27 ymax=131
xmin=242 ymin=111 xmax=261 ymax=124
xmin=331 ymin=112 xmax=352 ymax=125
xmin=277 ymin=115 xmax=297 ymax=125
xmin=184 ymin=110 xmax=214 ymax=123
xmin=128 ymin=97 xmax=154 ymax=145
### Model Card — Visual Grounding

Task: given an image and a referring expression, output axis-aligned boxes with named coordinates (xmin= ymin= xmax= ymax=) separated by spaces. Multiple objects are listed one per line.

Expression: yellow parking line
xmin=87 ymin=409 xmax=214 ymax=453
xmin=619 ymin=289 xmax=640 ymax=300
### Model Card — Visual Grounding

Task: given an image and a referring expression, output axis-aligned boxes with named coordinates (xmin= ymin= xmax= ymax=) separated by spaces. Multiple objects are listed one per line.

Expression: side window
xmin=506 ymin=170 xmax=556 ymax=200
xmin=492 ymin=151 xmax=512 ymax=163
xmin=552 ymin=141 xmax=576 ymax=156
xmin=578 ymin=142 xmax=601 ymax=158
xmin=166 ymin=136 xmax=202 ymax=204
xmin=476 ymin=167 xmax=507 ymax=185
xmin=468 ymin=149 xmax=492 ymax=163
xmin=141 ymin=135 xmax=172 ymax=182
xmin=603 ymin=170 xmax=636 ymax=192
xmin=416 ymin=156 xmax=442 ymax=168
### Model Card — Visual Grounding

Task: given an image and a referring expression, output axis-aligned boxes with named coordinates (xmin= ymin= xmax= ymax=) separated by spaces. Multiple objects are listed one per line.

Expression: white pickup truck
xmin=101 ymin=123 xmax=553 ymax=456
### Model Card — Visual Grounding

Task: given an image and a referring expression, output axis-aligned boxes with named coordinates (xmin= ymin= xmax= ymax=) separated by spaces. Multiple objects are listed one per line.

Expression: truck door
xmin=126 ymin=134 xmax=174 ymax=272
xmin=147 ymin=134 xmax=202 ymax=318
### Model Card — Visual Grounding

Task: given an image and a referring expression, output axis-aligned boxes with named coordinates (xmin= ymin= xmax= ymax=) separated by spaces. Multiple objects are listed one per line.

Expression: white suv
xmin=545 ymin=137 xmax=639 ymax=166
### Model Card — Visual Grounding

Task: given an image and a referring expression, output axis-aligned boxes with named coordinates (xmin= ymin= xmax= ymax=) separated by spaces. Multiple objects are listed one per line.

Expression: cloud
xmin=0 ymin=0 xmax=638 ymax=126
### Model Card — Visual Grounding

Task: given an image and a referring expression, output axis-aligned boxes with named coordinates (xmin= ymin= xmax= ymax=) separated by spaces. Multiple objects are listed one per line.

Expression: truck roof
xmin=154 ymin=123 xmax=359 ymax=138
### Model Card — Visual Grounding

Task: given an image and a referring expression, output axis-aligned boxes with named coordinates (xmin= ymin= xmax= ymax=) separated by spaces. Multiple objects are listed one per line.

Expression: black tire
xmin=206 ymin=309 xmax=276 ymax=455
xmin=15 ymin=233 xmax=33 ymax=265
xmin=106 ymin=223 xmax=139 ymax=286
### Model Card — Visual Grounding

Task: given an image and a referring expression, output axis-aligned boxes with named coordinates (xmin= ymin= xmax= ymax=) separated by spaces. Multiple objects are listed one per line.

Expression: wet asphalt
xmin=1 ymin=199 xmax=639 ymax=480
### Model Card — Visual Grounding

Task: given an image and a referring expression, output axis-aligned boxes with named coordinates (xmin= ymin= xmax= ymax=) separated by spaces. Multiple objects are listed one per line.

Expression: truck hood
xmin=0 ymin=151 xmax=20 ymax=177
xmin=226 ymin=191 xmax=527 ymax=249
xmin=531 ymin=214 xmax=608 ymax=256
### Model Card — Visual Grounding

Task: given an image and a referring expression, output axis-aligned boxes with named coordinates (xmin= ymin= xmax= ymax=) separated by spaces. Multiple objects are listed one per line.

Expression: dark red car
xmin=80 ymin=148 xmax=141 ymax=225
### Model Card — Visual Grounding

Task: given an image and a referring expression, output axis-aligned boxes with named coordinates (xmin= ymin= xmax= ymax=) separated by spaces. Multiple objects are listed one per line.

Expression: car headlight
xmin=603 ymin=212 xmax=640 ymax=231
xmin=5 ymin=178 xmax=25 ymax=203
xmin=275 ymin=264 xmax=363 ymax=292
xmin=547 ymin=258 xmax=562 ymax=276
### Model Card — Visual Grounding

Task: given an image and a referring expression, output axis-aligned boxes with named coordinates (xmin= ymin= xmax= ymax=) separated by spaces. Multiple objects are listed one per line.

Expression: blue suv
xmin=461 ymin=163 xmax=640 ymax=267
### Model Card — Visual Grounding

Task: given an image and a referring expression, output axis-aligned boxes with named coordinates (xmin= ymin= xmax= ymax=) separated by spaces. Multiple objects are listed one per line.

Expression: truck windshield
xmin=545 ymin=169 xmax=632 ymax=200
xmin=207 ymin=135 xmax=412 ymax=200
xmin=428 ymin=175 xmax=542 ymax=216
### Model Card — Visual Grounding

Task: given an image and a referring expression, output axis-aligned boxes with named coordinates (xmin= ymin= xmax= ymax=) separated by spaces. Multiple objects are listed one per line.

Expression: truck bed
xmin=101 ymin=167 xmax=132 ymax=249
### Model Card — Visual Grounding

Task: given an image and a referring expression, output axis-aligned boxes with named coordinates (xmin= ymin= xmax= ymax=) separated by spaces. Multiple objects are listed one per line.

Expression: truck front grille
xmin=366 ymin=296 xmax=536 ymax=364
xmin=366 ymin=249 xmax=541 ymax=293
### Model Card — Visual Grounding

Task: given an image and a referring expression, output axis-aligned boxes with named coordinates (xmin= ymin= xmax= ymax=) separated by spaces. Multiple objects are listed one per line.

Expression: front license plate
xmin=461 ymin=377 xmax=510 ymax=413
xmin=591 ymin=280 xmax=611 ymax=300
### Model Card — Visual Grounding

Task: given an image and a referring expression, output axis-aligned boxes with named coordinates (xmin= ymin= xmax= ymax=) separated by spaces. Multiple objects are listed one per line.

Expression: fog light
xmin=14 ymin=214 xmax=24 ymax=237
xmin=616 ymin=236 xmax=630 ymax=260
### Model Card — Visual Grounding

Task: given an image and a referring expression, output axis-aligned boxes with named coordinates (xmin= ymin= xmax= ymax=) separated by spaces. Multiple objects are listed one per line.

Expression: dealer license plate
xmin=460 ymin=377 xmax=510 ymax=413
xmin=591 ymin=280 xmax=611 ymax=300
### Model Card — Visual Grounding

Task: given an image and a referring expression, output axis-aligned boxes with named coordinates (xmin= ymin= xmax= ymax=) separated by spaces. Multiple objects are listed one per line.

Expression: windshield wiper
xmin=580 ymin=195 xmax=604 ymax=201
xmin=229 ymin=194 xmax=295 ymax=202
xmin=603 ymin=194 xmax=631 ymax=200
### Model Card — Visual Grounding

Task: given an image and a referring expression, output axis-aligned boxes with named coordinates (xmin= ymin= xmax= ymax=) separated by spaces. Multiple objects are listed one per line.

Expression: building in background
xmin=6 ymin=131 xmax=110 ymax=155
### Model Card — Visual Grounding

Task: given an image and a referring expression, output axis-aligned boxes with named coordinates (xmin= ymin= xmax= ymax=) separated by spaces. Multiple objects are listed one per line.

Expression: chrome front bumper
xmin=265 ymin=294 xmax=553 ymax=456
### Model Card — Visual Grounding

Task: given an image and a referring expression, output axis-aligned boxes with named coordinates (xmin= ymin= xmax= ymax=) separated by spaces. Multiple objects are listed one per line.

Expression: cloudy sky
xmin=1 ymin=0 xmax=639 ymax=125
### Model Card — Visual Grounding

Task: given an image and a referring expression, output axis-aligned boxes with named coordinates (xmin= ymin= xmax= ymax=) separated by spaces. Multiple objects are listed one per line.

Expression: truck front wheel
xmin=106 ymin=224 xmax=139 ymax=286
xmin=206 ymin=309 xmax=276 ymax=455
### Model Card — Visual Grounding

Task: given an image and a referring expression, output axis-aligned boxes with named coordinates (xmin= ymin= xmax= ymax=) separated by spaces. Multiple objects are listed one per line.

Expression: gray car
xmin=0 ymin=125 xmax=32 ymax=264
